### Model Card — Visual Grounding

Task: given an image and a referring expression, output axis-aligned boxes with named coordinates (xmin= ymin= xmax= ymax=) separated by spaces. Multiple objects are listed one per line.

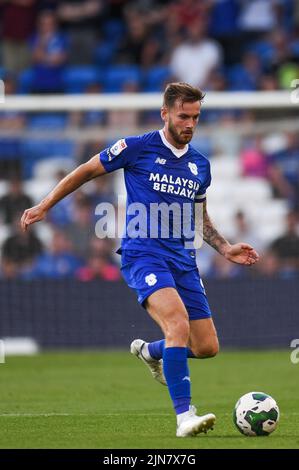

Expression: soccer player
xmin=21 ymin=82 xmax=259 ymax=437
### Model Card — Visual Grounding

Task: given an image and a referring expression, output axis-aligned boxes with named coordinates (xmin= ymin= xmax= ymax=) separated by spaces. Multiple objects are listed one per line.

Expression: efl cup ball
xmin=233 ymin=392 xmax=279 ymax=436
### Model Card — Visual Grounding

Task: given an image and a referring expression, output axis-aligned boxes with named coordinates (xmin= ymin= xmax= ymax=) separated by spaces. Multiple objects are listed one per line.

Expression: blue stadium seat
xmin=102 ymin=19 xmax=125 ymax=43
xmin=62 ymin=66 xmax=102 ymax=93
xmin=0 ymin=67 xmax=6 ymax=79
xmin=226 ymin=65 xmax=258 ymax=91
xmin=28 ymin=113 xmax=68 ymax=130
xmin=143 ymin=66 xmax=172 ymax=92
xmin=94 ymin=42 xmax=117 ymax=67
xmin=103 ymin=65 xmax=141 ymax=92
xmin=246 ymin=41 xmax=274 ymax=66
xmin=21 ymin=139 xmax=75 ymax=178
xmin=0 ymin=138 xmax=21 ymax=158
xmin=18 ymin=68 xmax=34 ymax=94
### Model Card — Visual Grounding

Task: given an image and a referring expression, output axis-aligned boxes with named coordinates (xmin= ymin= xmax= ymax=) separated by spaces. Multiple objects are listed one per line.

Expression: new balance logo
xmin=155 ymin=157 xmax=166 ymax=165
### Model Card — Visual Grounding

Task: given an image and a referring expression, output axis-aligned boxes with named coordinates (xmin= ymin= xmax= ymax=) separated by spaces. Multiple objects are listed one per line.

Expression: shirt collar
xmin=159 ymin=129 xmax=189 ymax=158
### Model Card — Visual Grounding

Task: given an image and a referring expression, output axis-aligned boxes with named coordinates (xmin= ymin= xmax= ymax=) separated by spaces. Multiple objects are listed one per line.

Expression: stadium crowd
xmin=1 ymin=0 xmax=299 ymax=92
xmin=0 ymin=0 xmax=299 ymax=281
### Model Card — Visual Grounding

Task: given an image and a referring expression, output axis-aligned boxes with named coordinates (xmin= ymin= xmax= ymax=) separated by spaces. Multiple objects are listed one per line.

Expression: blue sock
xmin=148 ymin=339 xmax=196 ymax=360
xmin=163 ymin=347 xmax=191 ymax=415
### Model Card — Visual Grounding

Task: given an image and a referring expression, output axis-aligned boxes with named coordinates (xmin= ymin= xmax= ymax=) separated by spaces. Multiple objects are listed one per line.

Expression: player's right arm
xmin=21 ymin=155 xmax=105 ymax=231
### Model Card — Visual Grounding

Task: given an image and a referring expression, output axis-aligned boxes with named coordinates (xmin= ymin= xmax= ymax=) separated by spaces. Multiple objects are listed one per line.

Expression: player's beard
xmin=168 ymin=119 xmax=193 ymax=146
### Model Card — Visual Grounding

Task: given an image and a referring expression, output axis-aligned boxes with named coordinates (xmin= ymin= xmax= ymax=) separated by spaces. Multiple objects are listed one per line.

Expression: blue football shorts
xmin=120 ymin=250 xmax=212 ymax=321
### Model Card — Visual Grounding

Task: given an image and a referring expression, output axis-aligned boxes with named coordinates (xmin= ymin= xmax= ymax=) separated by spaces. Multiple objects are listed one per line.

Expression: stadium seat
xmin=94 ymin=42 xmax=117 ymax=67
xmin=23 ymin=179 xmax=56 ymax=204
xmin=21 ymin=140 xmax=75 ymax=178
xmin=226 ymin=65 xmax=258 ymax=91
xmin=28 ymin=113 xmax=68 ymax=130
xmin=63 ymin=66 xmax=102 ymax=93
xmin=0 ymin=138 xmax=21 ymax=158
xmin=143 ymin=66 xmax=172 ymax=92
xmin=210 ymin=156 xmax=241 ymax=180
xmin=33 ymin=157 xmax=76 ymax=180
xmin=35 ymin=222 xmax=54 ymax=249
xmin=17 ymin=68 xmax=34 ymax=94
xmin=191 ymin=136 xmax=213 ymax=158
xmin=102 ymin=19 xmax=125 ymax=43
xmin=103 ymin=65 xmax=141 ymax=92
xmin=231 ymin=178 xmax=272 ymax=202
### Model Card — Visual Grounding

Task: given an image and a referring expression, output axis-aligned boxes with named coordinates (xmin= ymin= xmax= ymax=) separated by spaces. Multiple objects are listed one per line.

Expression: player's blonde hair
xmin=163 ymin=82 xmax=205 ymax=109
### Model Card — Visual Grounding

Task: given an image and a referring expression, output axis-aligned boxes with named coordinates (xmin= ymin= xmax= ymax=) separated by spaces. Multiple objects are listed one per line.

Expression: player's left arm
xmin=202 ymin=200 xmax=259 ymax=266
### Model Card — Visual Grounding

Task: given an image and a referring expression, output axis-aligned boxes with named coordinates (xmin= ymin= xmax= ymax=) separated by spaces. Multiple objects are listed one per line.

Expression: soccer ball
xmin=233 ymin=392 xmax=279 ymax=436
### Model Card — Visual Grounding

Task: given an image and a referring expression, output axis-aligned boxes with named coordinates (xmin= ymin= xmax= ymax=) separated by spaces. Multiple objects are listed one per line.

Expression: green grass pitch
xmin=0 ymin=349 xmax=298 ymax=449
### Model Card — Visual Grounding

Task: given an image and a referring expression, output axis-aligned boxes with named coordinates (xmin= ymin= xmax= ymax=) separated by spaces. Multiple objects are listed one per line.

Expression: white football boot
xmin=176 ymin=405 xmax=216 ymax=437
xmin=130 ymin=339 xmax=167 ymax=386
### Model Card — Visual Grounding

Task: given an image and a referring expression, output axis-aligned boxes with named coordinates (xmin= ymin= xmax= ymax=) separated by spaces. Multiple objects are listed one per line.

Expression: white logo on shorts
xmin=145 ymin=273 xmax=157 ymax=286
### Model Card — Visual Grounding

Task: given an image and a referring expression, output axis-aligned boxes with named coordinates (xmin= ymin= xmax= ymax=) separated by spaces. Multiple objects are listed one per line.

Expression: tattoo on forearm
xmin=202 ymin=202 xmax=229 ymax=255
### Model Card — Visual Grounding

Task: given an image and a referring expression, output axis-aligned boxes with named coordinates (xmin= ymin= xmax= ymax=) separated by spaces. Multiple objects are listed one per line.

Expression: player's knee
xmin=164 ymin=315 xmax=190 ymax=346
xmin=192 ymin=340 xmax=219 ymax=359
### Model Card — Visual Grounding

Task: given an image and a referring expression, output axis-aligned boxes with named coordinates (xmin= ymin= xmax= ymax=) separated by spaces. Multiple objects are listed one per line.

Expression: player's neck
xmin=162 ymin=128 xmax=187 ymax=150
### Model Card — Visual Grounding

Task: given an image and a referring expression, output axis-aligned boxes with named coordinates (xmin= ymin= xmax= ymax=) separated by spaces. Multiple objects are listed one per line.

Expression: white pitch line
xmin=0 ymin=412 xmax=172 ymax=417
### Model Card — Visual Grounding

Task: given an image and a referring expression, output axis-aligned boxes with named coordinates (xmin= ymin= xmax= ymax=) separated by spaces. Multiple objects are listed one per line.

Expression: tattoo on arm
xmin=202 ymin=200 xmax=230 ymax=255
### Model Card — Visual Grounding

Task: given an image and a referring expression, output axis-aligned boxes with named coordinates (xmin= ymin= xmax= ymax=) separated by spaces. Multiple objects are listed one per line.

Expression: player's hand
xmin=224 ymin=243 xmax=259 ymax=266
xmin=21 ymin=204 xmax=47 ymax=231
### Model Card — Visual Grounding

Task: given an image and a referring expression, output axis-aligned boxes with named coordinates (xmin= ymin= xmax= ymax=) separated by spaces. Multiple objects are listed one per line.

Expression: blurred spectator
xmin=76 ymin=253 xmax=120 ymax=281
xmin=0 ymin=76 xmax=26 ymax=131
xmin=240 ymin=135 xmax=269 ymax=178
xmin=76 ymin=237 xmax=120 ymax=281
xmin=208 ymin=0 xmax=240 ymax=64
xmin=228 ymin=51 xmax=262 ymax=90
xmin=31 ymin=229 xmax=83 ymax=278
xmin=168 ymin=0 xmax=209 ymax=32
xmin=1 ymin=217 xmax=43 ymax=272
xmin=169 ymin=21 xmax=222 ymax=88
xmin=232 ymin=210 xmax=264 ymax=252
xmin=117 ymin=8 xmax=163 ymax=67
xmin=1 ymin=0 xmax=37 ymax=74
xmin=0 ymin=177 xmax=33 ymax=225
xmin=258 ymin=74 xmax=279 ymax=90
xmin=238 ymin=0 xmax=279 ymax=37
xmin=63 ymin=196 xmax=94 ymax=258
xmin=269 ymin=210 xmax=299 ymax=276
xmin=268 ymin=132 xmax=299 ymax=209
xmin=57 ymin=0 xmax=103 ymax=64
xmin=206 ymin=252 xmax=243 ymax=279
xmin=89 ymin=174 xmax=115 ymax=208
xmin=77 ymin=140 xmax=105 ymax=166
xmin=254 ymin=250 xmax=279 ymax=278
xmin=30 ymin=10 xmax=68 ymax=93
xmin=0 ymin=76 xmax=25 ymax=178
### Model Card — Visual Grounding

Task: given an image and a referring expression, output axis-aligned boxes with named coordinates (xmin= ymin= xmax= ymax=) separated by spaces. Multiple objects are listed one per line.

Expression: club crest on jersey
xmin=145 ymin=273 xmax=157 ymax=286
xmin=188 ymin=162 xmax=198 ymax=175
xmin=110 ymin=139 xmax=127 ymax=157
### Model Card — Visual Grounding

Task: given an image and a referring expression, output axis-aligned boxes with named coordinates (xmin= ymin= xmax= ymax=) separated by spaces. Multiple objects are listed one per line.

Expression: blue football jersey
xmin=99 ymin=130 xmax=211 ymax=265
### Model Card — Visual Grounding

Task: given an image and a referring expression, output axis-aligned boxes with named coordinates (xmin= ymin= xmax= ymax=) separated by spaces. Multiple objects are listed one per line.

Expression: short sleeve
xmin=99 ymin=135 xmax=142 ymax=173
xmin=195 ymin=160 xmax=211 ymax=203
